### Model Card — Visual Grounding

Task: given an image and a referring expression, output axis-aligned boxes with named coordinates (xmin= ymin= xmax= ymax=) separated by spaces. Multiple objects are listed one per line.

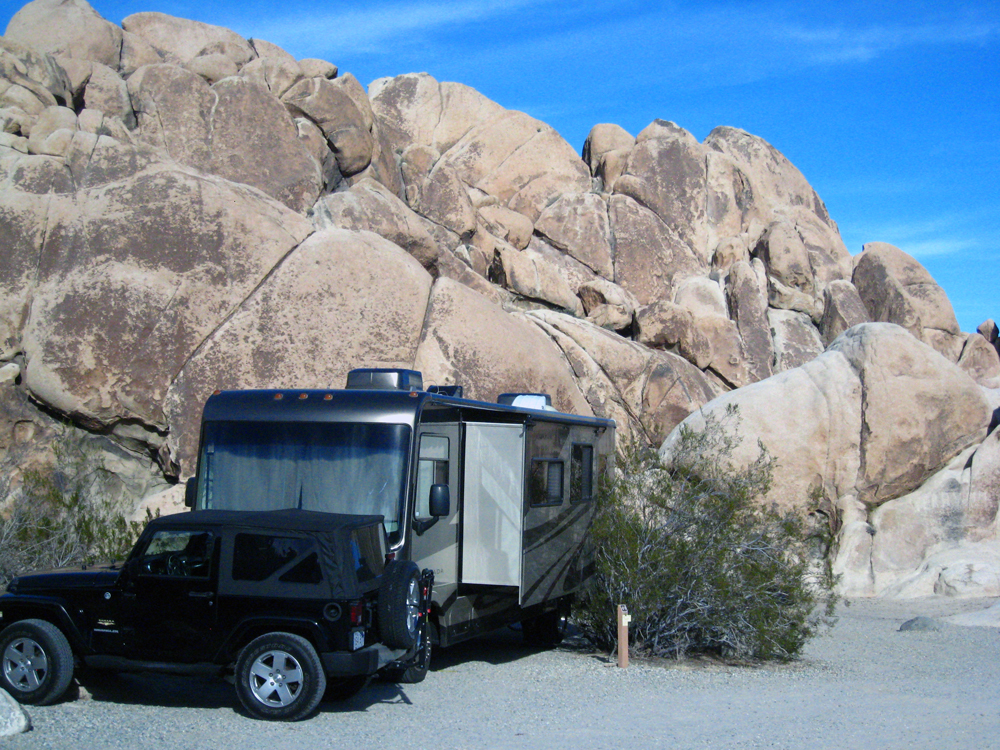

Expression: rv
xmin=186 ymin=368 xmax=615 ymax=649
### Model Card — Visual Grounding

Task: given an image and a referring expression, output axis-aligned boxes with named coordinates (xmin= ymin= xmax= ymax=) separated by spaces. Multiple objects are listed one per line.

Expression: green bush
xmin=575 ymin=406 xmax=837 ymax=661
xmin=0 ymin=459 xmax=148 ymax=586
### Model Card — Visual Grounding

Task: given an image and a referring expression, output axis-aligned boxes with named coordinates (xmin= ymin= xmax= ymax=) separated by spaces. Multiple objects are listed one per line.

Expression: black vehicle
xmin=0 ymin=509 xmax=433 ymax=721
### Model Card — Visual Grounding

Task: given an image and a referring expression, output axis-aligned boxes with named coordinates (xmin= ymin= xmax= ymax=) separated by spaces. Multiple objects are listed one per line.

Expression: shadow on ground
xmin=67 ymin=623 xmax=600 ymax=717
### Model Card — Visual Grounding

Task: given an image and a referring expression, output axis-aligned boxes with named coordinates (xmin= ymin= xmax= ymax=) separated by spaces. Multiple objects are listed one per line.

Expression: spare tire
xmin=378 ymin=560 xmax=421 ymax=650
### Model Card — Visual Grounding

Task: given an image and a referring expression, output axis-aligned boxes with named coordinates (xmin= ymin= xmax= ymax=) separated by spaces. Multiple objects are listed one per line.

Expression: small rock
xmin=0 ymin=362 xmax=20 ymax=385
xmin=0 ymin=688 xmax=31 ymax=737
xmin=898 ymin=616 xmax=941 ymax=632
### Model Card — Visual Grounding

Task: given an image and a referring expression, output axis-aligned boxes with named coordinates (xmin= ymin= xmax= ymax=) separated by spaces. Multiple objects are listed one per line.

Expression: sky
xmin=4 ymin=0 xmax=998 ymax=332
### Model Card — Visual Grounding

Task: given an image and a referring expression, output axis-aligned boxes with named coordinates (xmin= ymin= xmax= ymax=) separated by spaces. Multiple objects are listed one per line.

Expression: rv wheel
xmin=522 ymin=609 xmax=568 ymax=647
xmin=383 ymin=619 xmax=431 ymax=684
xmin=378 ymin=561 xmax=421 ymax=650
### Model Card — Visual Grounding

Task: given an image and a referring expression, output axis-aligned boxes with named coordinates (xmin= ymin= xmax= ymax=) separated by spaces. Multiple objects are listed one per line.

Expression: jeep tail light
xmin=349 ymin=601 xmax=363 ymax=626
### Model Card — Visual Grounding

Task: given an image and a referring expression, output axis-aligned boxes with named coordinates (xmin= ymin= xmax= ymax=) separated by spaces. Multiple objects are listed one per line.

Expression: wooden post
xmin=617 ymin=604 xmax=630 ymax=668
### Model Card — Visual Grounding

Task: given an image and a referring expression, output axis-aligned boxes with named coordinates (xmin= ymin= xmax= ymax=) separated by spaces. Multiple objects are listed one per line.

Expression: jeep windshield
xmin=196 ymin=421 xmax=410 ymax=544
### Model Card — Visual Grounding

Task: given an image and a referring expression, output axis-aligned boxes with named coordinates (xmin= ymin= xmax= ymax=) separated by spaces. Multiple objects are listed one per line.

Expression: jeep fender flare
xmin=216 ymin=616 xmax=330 ymax=662
xmin=0 ymin=596 xmax=90 ymax=654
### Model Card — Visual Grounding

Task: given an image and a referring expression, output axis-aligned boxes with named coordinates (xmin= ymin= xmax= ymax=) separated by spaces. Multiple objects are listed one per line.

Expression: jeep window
xmin=570 ymin=444 xmax=594 ymax=504
xmin=197 ymin=422 xmax=410 ymax=545
xmin=415 ymin=435 xmax=449 ymax=518
xmin=139 ymin=530 xmax=212 ymax=578
xmin=232 ymin=533 xmax=322 ymax=585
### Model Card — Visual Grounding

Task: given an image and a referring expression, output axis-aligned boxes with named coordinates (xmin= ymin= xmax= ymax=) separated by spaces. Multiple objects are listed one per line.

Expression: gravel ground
xmin=6 ymin=597 xmax=1000 ymax=750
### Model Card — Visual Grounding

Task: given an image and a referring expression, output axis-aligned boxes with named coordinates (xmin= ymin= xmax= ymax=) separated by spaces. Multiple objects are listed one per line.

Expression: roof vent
xmin=497 ymin=393 xmax=555 ymax=411
xmin=346 ymin=368 xmax=423 ymax=391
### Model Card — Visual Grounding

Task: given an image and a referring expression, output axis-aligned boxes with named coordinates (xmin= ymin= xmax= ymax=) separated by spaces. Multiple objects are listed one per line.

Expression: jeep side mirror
xmin=429 ymin=484 xmax=450 ymax=517
xmin=184 ymin=477 xmax=197 ymax=509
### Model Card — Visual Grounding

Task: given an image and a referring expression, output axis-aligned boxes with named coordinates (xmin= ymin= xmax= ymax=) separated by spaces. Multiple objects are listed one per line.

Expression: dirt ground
xmin=6 ymin=597 xmax=1000 ymax=750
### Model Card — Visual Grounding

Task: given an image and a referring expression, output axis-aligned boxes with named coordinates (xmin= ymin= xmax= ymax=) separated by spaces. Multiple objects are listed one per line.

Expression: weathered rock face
xmin=853 ymin=242 xmax=965 ymax=361
xmin=660 ymin=323 xmax=994 ymax=596
xmin=829 ymin=324 xmax=990 ymax=506
xmin=413 ymin=278 xmax=591 ymax=415
xmin=122 ymin=11 xmax=256 ymax=68
xmin=370 ymin=72 xmax=590 ymax=223
xmin=127 ymin=65 xmax=322 ymax=212
xmin=166 ymin=228 xmax=434 ymax=467
xmin=6 ymin=0 xmax=122 ymax=70
xmin=1 ymin=0 xmax=995 ymax=599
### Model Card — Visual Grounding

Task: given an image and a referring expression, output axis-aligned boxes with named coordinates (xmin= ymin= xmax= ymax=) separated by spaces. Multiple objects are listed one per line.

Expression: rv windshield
xmin=196 ymin=421 xmax=411 ymax=544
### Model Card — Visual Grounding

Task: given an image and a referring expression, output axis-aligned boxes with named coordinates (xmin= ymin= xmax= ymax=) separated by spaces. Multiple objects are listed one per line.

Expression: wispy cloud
xmin=782 ymin=16 xmax=1000 ymax=64
xmin=843 ymin=214 xmax=985 ymax=258
xmin=229 ymin=0 xmax=552 ymax=56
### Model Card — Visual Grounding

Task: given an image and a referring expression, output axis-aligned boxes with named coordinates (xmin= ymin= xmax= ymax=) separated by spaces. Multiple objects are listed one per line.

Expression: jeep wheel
xmin=378 ymin=561 xmax=421 ymax=650
xmin=235 ymin=632 xmax=326 ymax=721
xmin=0 ymin=619 xmax=75 ymax=706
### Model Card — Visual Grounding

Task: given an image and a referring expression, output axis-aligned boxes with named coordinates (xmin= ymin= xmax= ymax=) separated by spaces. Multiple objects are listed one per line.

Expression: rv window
xmin=529 ymin=460 xmax=564 ymax=506
xmin=196 ymin=421 xmax=410 ymax=545
xmin=415 ymin=435 xmax=449 ymax=518
xmin=571 ymin=444 xmax=594 ymax=504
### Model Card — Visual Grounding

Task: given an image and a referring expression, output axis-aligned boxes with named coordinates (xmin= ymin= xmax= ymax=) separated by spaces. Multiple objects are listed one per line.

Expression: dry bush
xmin=575 ymin=406 xmax=837 ymax=661
xmin=0 ymin=447 xmax=148 ymax=586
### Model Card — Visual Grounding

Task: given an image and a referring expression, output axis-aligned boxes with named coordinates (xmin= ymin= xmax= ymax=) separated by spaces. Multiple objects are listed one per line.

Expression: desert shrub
xmin=0 ymin=455 xmax=148 ymax=586
xmin=575 ymin=406 xmax=837 ymax=661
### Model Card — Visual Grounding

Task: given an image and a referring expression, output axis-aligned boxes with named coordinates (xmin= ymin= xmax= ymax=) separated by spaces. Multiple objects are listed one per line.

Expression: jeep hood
xmin=6 ymin=565 xmax=122 ymax=594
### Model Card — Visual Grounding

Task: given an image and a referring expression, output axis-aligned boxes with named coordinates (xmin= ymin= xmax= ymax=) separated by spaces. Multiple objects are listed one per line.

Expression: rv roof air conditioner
xmin=497 ymin=393 xmax=556 ymax=411
xmin=345 ymin=368 xmax=423 ymax=392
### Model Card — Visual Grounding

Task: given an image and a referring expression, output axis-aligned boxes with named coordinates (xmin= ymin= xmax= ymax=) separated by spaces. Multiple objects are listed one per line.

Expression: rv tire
xmin=522 ymin=609 xmax=568 ymax=647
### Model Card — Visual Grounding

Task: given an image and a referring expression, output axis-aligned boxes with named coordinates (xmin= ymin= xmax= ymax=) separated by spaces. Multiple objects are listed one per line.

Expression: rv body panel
xmin=190 ymin=375 xmax=614 ymax=649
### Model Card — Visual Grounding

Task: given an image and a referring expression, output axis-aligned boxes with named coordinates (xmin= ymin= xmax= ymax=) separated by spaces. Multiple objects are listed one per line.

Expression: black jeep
xmin=0 ymin=509 xmax=433 ymax=721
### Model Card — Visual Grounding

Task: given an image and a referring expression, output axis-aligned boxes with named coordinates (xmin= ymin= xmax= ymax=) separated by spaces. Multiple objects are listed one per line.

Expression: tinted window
xmin=232 ymin=534 xmax=322 ymax=585
xmin=529 ymin=460 xmax=564 ymax=506
xmin=571 ymin=444 xmax=594 ymax=503
xmin=197 ymin=421 xmax=410 ymax=545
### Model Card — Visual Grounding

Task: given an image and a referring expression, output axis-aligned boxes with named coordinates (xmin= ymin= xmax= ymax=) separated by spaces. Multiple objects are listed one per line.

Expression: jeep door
xmin=119 ymin=527 xmax=219 ymax=662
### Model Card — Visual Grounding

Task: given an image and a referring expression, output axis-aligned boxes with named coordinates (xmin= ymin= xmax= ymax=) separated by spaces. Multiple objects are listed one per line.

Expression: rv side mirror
xmin=429 ymin=484 xmax=450 ymax=517
xmin=184 ymin=477 xmax=197 ymax=509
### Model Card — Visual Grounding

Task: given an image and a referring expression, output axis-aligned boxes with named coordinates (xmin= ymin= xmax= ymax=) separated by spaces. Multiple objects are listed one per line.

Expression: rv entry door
xmin=410 ymin=424 xmax=461 ymax=604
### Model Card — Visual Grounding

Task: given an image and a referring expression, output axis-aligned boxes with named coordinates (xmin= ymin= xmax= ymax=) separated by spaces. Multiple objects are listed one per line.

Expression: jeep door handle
xmin=188 ymin=591 xmax=213 ymax=598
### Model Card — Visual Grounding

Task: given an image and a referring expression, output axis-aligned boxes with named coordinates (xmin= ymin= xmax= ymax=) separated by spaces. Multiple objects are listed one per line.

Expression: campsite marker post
xmin=617 ymin=604 xmax=631 ymax=668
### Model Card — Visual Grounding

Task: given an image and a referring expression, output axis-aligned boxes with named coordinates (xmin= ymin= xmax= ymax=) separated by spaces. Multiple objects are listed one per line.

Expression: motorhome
xmin=186 ymin=368 xmax=615 ymax=648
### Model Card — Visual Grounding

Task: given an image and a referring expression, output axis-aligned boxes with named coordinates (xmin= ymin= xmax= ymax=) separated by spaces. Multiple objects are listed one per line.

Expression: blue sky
xmin=5 ymin=0 xmax=998 ymax=332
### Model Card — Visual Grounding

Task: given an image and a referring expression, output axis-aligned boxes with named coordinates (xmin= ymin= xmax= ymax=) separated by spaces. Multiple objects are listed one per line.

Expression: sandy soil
xmin=6 ymin=597 xmax=1000 ymax=750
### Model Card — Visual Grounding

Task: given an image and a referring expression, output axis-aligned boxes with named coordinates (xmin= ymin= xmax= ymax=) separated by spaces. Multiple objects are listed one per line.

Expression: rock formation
xmin=1 ymin=0 xmax=997 ymax=597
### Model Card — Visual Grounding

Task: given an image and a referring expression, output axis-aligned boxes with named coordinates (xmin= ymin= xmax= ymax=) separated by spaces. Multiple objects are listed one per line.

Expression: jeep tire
xmin=235 ymin=632 xmax=326 ymax=721
xmin=0 ymin=619 xmax=75 ymax=706
xmin=378 ymin=561 xmax=421 ymax=650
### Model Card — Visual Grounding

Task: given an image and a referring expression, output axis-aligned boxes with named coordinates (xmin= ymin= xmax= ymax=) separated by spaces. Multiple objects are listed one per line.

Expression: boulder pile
xmin=1 ymin=0 xmax=998 ymax=597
